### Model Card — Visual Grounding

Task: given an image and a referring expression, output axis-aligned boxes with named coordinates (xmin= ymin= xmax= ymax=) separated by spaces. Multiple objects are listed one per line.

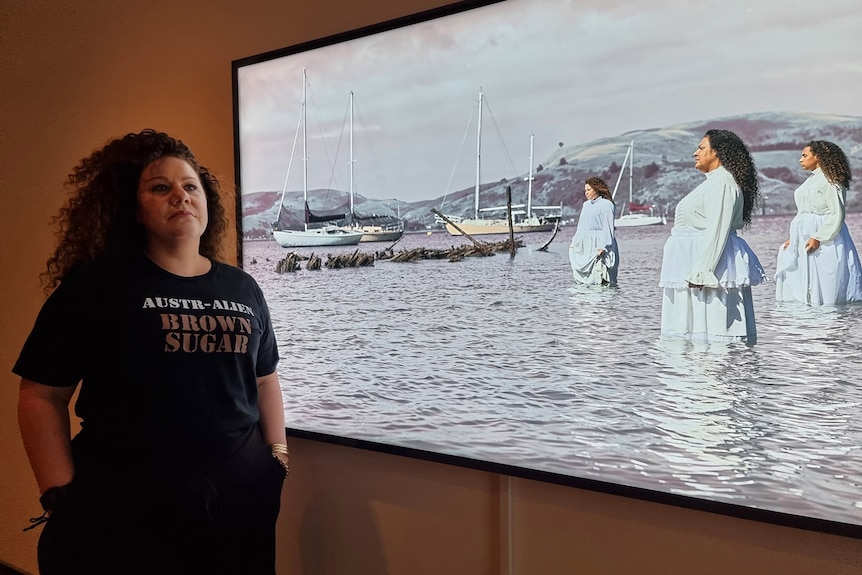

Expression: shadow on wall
xmin=0 ymin=561 xmax=29 ymax=575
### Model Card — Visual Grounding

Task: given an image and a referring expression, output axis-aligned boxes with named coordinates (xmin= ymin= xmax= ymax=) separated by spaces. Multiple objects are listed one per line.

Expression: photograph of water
xmin=234 ymin=0 xmax=862 ymax=532
xmin=243 ymin=213 xmax=862 ymax=527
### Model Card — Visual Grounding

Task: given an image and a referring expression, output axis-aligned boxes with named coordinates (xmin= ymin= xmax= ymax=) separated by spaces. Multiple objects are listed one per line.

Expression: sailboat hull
xmin=611 ymin=140 xmax=666 ymax=228
xmin=273 ymin=227 xmax=362 ymax=248
xmin=613 ymin=214 xmax=666 ymax=227
xmin=358 ymin=227 xmax=404 ymax=242
xmin=446 ymin=219 xmax=556 ymax=236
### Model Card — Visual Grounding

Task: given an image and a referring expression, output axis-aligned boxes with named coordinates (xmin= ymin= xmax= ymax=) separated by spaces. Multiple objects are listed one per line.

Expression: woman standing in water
xmin=15 ymin=130 xmax=288 ymax=575
xmin=659 ymin=129 xmax=766 ymax=343
xmin=775 ymin=140 xmax=862 ymax=305
xmin=569 ymin=176 xmax=619 ymax=285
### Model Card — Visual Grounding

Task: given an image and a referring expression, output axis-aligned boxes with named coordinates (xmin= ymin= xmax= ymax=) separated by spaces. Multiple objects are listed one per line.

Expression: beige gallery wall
xmin=0 ymin=0 xmax=448 ymax=571
xmin=2 ymin=1 xmax=862 ymax=574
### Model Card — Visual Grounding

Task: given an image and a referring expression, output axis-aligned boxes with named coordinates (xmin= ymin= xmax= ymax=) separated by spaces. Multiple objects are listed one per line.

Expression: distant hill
xmin=242 ymin=112 xmax=862 ymax=237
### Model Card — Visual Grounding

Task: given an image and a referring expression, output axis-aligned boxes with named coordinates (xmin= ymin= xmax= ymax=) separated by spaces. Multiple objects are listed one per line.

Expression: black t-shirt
xmin=14 ymin=254 xmax=279 ymax=468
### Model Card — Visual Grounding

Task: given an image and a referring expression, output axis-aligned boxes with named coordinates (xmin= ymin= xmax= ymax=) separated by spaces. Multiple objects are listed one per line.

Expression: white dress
xmin=659 ymin=166 xmax=767 ymax=343
xmin=774 ymin=168 xmax=862 ymax=305
xmin=569 ymin=197 xmax=619 ymax=285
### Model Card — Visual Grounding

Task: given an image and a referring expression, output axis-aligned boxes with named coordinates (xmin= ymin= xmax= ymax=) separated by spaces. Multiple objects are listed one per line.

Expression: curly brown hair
xmin=42 ymin=129 xmax=228 ymax=292
xmin=704 ymin=129 xmax=760 ymax=226
xmin=808 ymin=140 xmax=852 ymax=189
xmin=584 ymin=176 xmax=614 ymax=203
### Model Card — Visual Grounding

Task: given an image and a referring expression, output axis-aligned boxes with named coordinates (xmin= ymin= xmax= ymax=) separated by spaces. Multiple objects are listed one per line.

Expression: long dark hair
xmin=704 ymin=129 xmax=759 ymax=226
xmin=808 ymin=140 xmax=851 ymax=189
xmin=585 ymin=176 xmax=614 ymax=204
xmin=43 ymin=129 xmax=228 ymax=292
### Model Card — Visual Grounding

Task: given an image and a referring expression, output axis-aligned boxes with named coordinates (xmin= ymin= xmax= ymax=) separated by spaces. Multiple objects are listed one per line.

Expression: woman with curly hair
xmin=775 ymin=140 xmax=862 ymax=305
xmin=569 ymin=176 xmax=619 ymax=285
xmin=659 ymin=129 xmax=767 ymax=343
xmin=14 ymin=130 xmax=288 ymax=574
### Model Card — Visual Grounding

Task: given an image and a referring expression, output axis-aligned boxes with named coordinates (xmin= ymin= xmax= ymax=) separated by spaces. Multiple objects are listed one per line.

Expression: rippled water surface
xmin=243 ymin=213 xmax=862 ymax=527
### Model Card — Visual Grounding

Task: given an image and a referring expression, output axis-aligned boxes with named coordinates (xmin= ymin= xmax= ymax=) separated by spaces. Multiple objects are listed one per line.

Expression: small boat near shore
xmin=342 ymin=91 xmax=404 ymax=243
xmin=443 ymin=92 xmax=561 ymax=236
xmin=612 ymin=140 xmax=666 ymax=228
xmin=272 ymin=69 xmax=362 ymax=248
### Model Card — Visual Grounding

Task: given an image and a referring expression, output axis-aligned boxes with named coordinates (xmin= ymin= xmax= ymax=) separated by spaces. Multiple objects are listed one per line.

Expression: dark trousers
xmin=37 ymin=430 xmax=285 ymax=575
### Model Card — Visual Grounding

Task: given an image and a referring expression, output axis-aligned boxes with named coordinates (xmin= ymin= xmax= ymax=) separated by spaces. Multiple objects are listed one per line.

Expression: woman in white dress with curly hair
xmin=659 ymin=129 xmax=767 ymax=343
xmin=569 ymin=176 xmax=619 ymax=286
xmin=775 ymin=140 xmax=862 ymax=305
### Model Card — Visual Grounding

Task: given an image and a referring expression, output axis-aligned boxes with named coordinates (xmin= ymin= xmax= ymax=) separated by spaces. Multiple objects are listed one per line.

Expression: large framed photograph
xmin=233 ymin=0 xmax=862 ymax=537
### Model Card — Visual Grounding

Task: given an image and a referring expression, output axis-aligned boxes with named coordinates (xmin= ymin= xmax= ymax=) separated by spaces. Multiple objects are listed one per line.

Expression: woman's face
xmin=584 ymin=183 xmax=599 ymax=201
xmin=693 ymin=137 xmax=720 ymax=173
xmin=136 ymin=156 xmax=208 ymax=245
xmin=799 ymin=146 xmax=819 ymax=171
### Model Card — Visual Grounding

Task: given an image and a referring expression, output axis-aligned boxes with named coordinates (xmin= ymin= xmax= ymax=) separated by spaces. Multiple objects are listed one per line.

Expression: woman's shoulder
xmin=713 ymin=165 xmax=736 ymax=182
xmin=47 ymin=257 xmax=127 ymax=307
xmin=708 ymin=166 xmax=742 ymax=194
xmin=61 ymin=256 xmax=128 ymax=286
xmin=809 ymin=168 xmax=830 ymax=186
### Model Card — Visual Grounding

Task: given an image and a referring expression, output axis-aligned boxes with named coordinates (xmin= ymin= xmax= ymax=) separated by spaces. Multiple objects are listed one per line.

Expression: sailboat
xmin=344 ymin=91 xmax=404 ymax=243
xmin=444 ymin=91 xmax=561 ymax=236
xmin=612 ymin=140 xmax=666 ymax=227
xmin=272 ymin=69 xmax=363 ymax=248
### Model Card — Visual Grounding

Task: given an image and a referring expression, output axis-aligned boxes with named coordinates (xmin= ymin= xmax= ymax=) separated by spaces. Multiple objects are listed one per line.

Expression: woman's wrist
xmin=39 ymin=482 xmax=74 ymax=512
xmin=270 ymin=443 xmax=289 ymax=476
xmin=271 ymin=453 xmax=290 ymax=477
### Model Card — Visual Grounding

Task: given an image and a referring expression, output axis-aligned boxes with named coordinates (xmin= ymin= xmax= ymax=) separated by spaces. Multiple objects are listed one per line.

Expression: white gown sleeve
xmin=685 ymin=176 xmax=739 ymax=288
xmin=599 ymin=200 xmax=616 ymax=251
xmin=812 ymin=181 xmax=845 ymax=242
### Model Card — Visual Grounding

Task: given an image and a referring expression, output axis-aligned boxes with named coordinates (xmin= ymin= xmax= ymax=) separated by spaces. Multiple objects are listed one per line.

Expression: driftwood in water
xmin=385 ymin=237 xmax=522 ymax=263
xmin=537 ymin=221 xmax=561 ymax=252
xmin=274 ymin=237 xmax=522 ymax=273
xmin=276 ymin=252 xmax=323 ymax=272
xmin=306 ymin=253 xmax=322 ymax=270
xmin=275 ymin=252 xmax=303 ymax=273
xmin=325 ymin=249 xmax=375 ymax=269
xmin=385 ymin=235 xmax=403 ymax=251
xmin=429 ymin=209 xmax=492 ymax=254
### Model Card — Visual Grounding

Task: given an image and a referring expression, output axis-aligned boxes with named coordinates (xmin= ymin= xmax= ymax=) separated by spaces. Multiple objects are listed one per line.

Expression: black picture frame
xmin=232 ymin=0 xmax=862 ymax=539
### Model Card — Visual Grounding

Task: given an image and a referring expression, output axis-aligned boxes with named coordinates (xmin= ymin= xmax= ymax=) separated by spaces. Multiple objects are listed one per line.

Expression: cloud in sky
xmin=237 ymin=0 xmax=862 ymax=202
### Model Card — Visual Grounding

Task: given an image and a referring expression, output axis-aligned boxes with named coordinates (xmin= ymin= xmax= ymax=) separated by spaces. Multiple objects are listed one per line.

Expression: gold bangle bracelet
xmin=270 ymin=443 xmax=289 ymax=454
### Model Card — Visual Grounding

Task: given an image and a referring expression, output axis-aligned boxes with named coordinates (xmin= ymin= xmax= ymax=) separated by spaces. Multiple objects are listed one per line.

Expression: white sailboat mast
xmin=276 ymin=89 xmax=305 ymax=230
xmin=349 ymin=91 xmax=355 ymax=217
xmin=302 ymin=68 xmax=309 ymax=232
xmin=611 ymin=142 xmax=631 ymax=202
xmin=474 ymin=89 xmax=483 ymax=220
xmin=628 ymin=139 xmax=634 ymax=212
xmin=527 ymin=133 xmax=534 ymax=219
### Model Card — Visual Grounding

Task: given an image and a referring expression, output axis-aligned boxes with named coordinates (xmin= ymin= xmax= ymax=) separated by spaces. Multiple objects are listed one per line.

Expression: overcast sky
xmin=237 ymin=0 xmax=862 ymax=203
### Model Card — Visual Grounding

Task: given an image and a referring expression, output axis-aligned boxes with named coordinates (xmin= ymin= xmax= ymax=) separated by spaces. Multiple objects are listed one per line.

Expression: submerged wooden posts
xmin=274 ymin=235 xmax=524 ymax=273
xmin=306 ymin=254 xmax=322 ymax=270
xmin=275 ymin=249 xmax=374 ymax=272
xmin=275 ymin=251 xmax=320 ymax=272
xmin=275 ymin=252 xmax=302 ymax=273
xmin=506 ymin=185 xmax=516 ymax=258
xmin=326 ymin=249 xmax=375 ymax=268
xmin=382 ymin=238 xmax=521 ymax=263
xmin=537 ymin=221 xmax=560 ymax=252
xmin=429 ymin=208 xmax=492 ymax=254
